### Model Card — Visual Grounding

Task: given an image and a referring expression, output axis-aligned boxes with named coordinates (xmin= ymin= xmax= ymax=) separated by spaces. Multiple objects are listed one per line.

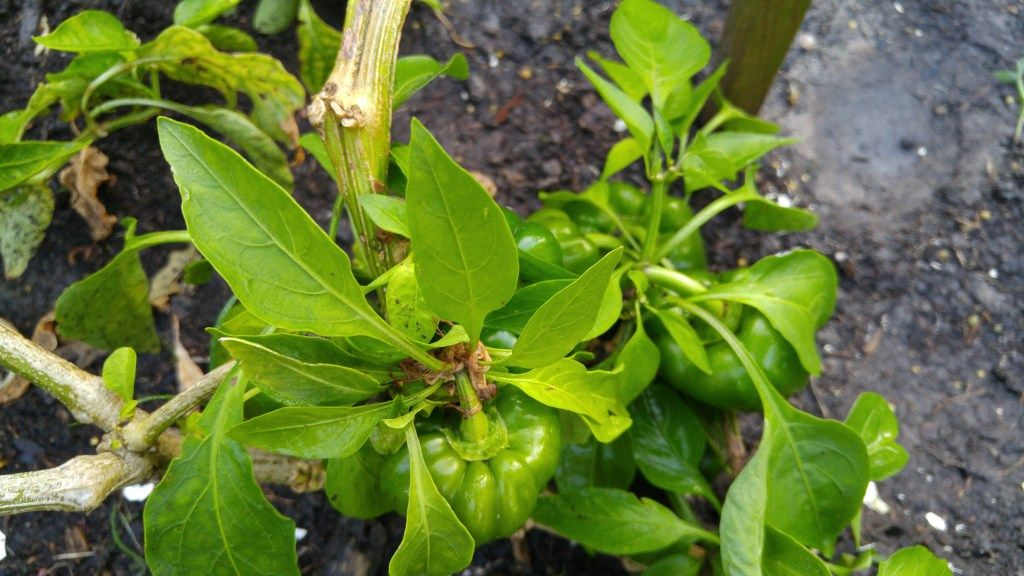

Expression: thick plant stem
xmin=311 ymin=0 xmax=411 ymax=277
xmin=0 ymin=453 xmax=153 ymax=515
xmin=641 ymin=177 xmax=667 ymax=263
xmin=122 ymin=362 xmax=236 ymax=451
xmin=454 ymin=370 xmax=489 ymax=443
xmin=0 ymin=323 xmax=122 ymax=431
xmin=718 ymin=0 xmax=811 ymax=114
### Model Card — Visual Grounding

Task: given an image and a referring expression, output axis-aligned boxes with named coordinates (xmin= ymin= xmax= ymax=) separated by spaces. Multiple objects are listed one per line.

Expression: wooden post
xmin=718 ymin=0 xmax=812 ymax=114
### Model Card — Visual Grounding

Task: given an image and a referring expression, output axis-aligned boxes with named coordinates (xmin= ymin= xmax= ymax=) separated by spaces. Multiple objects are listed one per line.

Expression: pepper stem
xmin=453 ymin=370 xmax=489 ymax=444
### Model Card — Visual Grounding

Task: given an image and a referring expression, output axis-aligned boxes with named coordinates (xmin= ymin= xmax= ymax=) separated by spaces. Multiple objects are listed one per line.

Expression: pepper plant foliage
xmin=0 ymin=0 xmax=952 ymax=575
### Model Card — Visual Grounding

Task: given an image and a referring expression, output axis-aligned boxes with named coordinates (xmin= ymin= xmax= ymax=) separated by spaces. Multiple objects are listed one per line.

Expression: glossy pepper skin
xmin=527 ymin=209 xmax=601 ymax=273
xmin=380 ymin=389 xmax=562 ymax=544
xmin=502 ymin=208 xmax=564 ymax=266
xmin=654 ymin=305 xmax=808 ymax=411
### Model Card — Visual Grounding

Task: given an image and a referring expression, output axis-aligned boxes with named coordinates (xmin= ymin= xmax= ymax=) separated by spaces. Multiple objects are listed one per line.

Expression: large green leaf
xmin=229 ymin=401 xmax=394 ymax=459
xmin=142 ymin=28 xmax=303 ymax=144
xmin=0 ymin=140 xmax=85 ymax=192
xmin=174 ymin=0 xmax=242 ymax=26
xmin=144 ymin=378 xmax=298 ymax=576
xmin=386 ymin=258 xmax=438 ymax=342
xmin=877 ymin=546 xmax=951 ymax=576
xmin=296 ymin=0 xmax=341 ymax=93
xmin=485 ymin=280 xmax=572 ymax=334
xmin=504 ymin=248 xmax=622 ymax=368
xmin=533 ymin=487 xmax=716 ymax=555
xmin=629 ymin=385 xmax=712 ymax=500
xmin=393 ymin=54 xmax=469 ymax=108
xmin=34 ymin=10 xmax=140 ymax=53
xmin=762 ymin=527 xmax=829 ymax=576
xmin=157 ymin=118 xmax=421 ymax=361
xmin=555 ymin=435 xmax=636 ymax=493
xmin=405 ymin=119 xmax=518 ymax=345
xmin=609 ymin=0 xmax=709 ymax=116
xmin=845 ymin=392 xmax=909 ymax=481
xmin=389 ymin=426 xmax=474 ymax=576
xmin=220 ymin=337 xmax=382 ymax=405
xmin=55 ymin=249 xmax=160 ymax=352
xmin=692 ymin=250 xmax=837 ymax=374
xmin=0 ymin=185 xmax=53 ymax=279
xmin=325 ymin=445 xmax=392 ymax=519
xmin=577 ymin=59 xmax=653 ymax=152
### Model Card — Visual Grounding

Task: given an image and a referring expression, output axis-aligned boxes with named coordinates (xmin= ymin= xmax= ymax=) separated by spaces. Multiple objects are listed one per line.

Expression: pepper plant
xmin=0 ymin=0 xmax=953 ymax=575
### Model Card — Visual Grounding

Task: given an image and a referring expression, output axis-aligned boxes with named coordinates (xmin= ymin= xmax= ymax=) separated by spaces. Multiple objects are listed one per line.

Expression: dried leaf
xmin=59 ymin=146 xmax=117 ymax=241
xmin=149 ymin=246 xmax=198 ymax=312
xmin=172 ymin=315 xmax=203 ymax=393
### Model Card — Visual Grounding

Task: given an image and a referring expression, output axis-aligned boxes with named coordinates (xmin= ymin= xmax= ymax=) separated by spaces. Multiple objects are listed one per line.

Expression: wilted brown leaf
xmin=149 ymin=246 xmax=197 ymax=312
xmin=171 ymin=315 xmax=203 ymax=393
xmin=59 ymin=146 xmax=117 ymax=241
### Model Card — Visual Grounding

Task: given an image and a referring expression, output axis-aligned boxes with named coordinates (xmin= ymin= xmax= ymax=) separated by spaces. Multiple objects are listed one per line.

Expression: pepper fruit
xmin=380 ymin=388 xmax=562 ymax=543
xmin=649 ymin=196 xmax=706 ymax=271
xmin=502 ymin=208 xmax=564 ymax=267
xmin=653 ymin=305 xmax=807 ymax=411
xmin=527 ymin=210 xmax=601 ymax=273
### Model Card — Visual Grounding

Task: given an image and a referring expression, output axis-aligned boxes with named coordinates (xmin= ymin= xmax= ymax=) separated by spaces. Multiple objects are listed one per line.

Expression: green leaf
xmin=220 ymin=337 xmax=382 ymax=406
xmin=577 ymin=59 xmax=653 ymax=152
xmin=158 ymin=118 xmax=420 ymax=359
xmin=877 ymin=546 xmax=951 ymax=576
xmin=584 ymin=266 xmax=626 ymax=340
xmin=702 ymin=132 xmax=797 ymax=177
xmin=174 ymin=0 xmax=242 ymax=27
xmin=229 ymin=401 xmax=393 ymax=459
xmin=296 ymin=0 xmax=341 ymax=93
xmin=253 ymin=0 xmax=299 ymax=35
xmin=386 ymin=258 xmax=438 ymax=342
xmin=393 ymin=54 xmax=469 ymax=108
xmin=142 ymin=27 xmax=304 ymax=144
xmin=357 ymin=194 xmax=410 ymax=237
xmin=101 ymin=347 xmax=136 ymax=402
xmin=0 ymin=185 xmax=53 ymax=279
xmin=505 ymin=248 xmax=622 ymax=368
xmin=629 ymin=385 xmax=713 ymax=500
xmin=406 ymin=119 xmax=518 ymax=345
xmin=762 ymin=527 xmax=829 ymax=576
xmin=195 ymin=24 xmax=258 ymax=52
xmin=144 ymin=378 xmax=298 ymax=576
xmin=55 ymin=249 xmax=160 ymax=352
xmin=217 ymin=332 xmax=395 ymax=382
xmin=389 ymin=426 xmax=475 ymax=576
xmin=326 ymin=445 xmax=392 ymax=519
xmin=169 ymin=105 xmax=293 ymax=190
xmin=485 ymin=279 xmax=571 ymax=334
xmin=556 ymin=435 xmax=636 ymax=493
xmin=609 ymin=0 xmax=709 ymax=115
xmin=586 ymin=51 xmax=647 ymax=102
xmin=34 ymin=10 xmax=140 ymax=53
xmin=692 ymin=250 xmax=837 ymax=374
xmin=601 ymin=137 xmax=643 ymax=179
xmin=533 ymin=487 xmax=715 ymax=555
xmin=299 ymin=132 xmax=335 ymax=182
xmin=0 ymin=140 xmax=86 ymax=192
xmin=642 ymin=554 xmax=702 ymax=576
xmin=652 ymin=308 xmax=710 ymax=374
xmin=593 ymin=323 xmax=660 ymax=406
xmin=40 ymin=52 xmax=127 ymax=120
xmin=845 ymin=392 xmax=909 ymax=481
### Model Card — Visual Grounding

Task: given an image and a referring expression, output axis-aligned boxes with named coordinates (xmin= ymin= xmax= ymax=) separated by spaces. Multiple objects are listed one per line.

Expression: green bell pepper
xmin=527 ymin=210 xmax=601 ymax=273
xmin=380 ymin=388 xmax=562 ymax=543
xmin=654 ymin=306 xmax=808 ymax=411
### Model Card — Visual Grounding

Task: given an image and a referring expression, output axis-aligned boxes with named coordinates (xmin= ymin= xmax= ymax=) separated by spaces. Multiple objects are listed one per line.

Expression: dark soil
xmin=1 ymin=0 xmax=1022 ymax=575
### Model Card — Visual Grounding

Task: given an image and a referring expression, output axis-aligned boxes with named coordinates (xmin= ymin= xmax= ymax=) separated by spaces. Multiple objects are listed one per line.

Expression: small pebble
xmin=863 ymin=481 xmax=891 ymax=514
xmin=917 ymin=146 xmax=928 ymax=157
xmin=294 ymin=527 xmax=308 ymax=541
xmin=613 ymin=119 xmax=627 ymax=133
xmin=518 ymin=66 xmax=533 ymax=81
xmin=487 ymin=54 xmax=499 ymax=68
xmin=123 ymin=482 xmax=156 ymax=502
xmin=925 ymin=512 xmax=948 ymax=532
xmin=797 ymin=33 xmax=817 ymax=50
xmin=893 ymin=1 xmax=905 ymax=13
xmin=988 ymin=268 xmax=999 ymax=279
xmin=0 ymin=528 xmax=5 ymax=561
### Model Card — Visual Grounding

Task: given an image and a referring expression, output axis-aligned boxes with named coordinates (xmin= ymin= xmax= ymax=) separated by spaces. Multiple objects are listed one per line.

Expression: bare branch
xmin=121 ymin=362 xmax=236 ymax=451
xmin=0 ymin=452 xmax=154 ymax=515
xmin=0 ymin=323 xmax=123 ymax=431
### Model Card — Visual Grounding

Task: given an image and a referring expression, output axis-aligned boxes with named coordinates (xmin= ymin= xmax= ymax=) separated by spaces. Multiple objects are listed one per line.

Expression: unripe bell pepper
xmin=502 ymin=208 xmax=564 ymax=266
xmin=527 ymin=210 xmax=600 ymax=273
xmin=655 ymin=306 xmax=807 ymax=411
xmin=380 ymin=388 xmax=562 ymax=543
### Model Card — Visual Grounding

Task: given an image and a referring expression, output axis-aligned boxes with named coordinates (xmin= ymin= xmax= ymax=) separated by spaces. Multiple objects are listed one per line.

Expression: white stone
xmin=613 ymin=119 xmax=627 ymax=133
xmin=863 ymin=481 xmax=891 ymax=514
xmin=294 ymin=527 xmax=308 ymax=541
xmin=0 ymin=528 xmax=6 ymax=561
xmin=122 ymin=482 xmax=156 ymax=502
xmin=925 ymin=512 xmax=948 ymax=532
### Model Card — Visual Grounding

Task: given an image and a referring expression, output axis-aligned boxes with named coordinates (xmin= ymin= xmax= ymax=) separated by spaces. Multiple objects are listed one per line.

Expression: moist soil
xmin=1 ymin=0 xmax=1022 ymax=574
